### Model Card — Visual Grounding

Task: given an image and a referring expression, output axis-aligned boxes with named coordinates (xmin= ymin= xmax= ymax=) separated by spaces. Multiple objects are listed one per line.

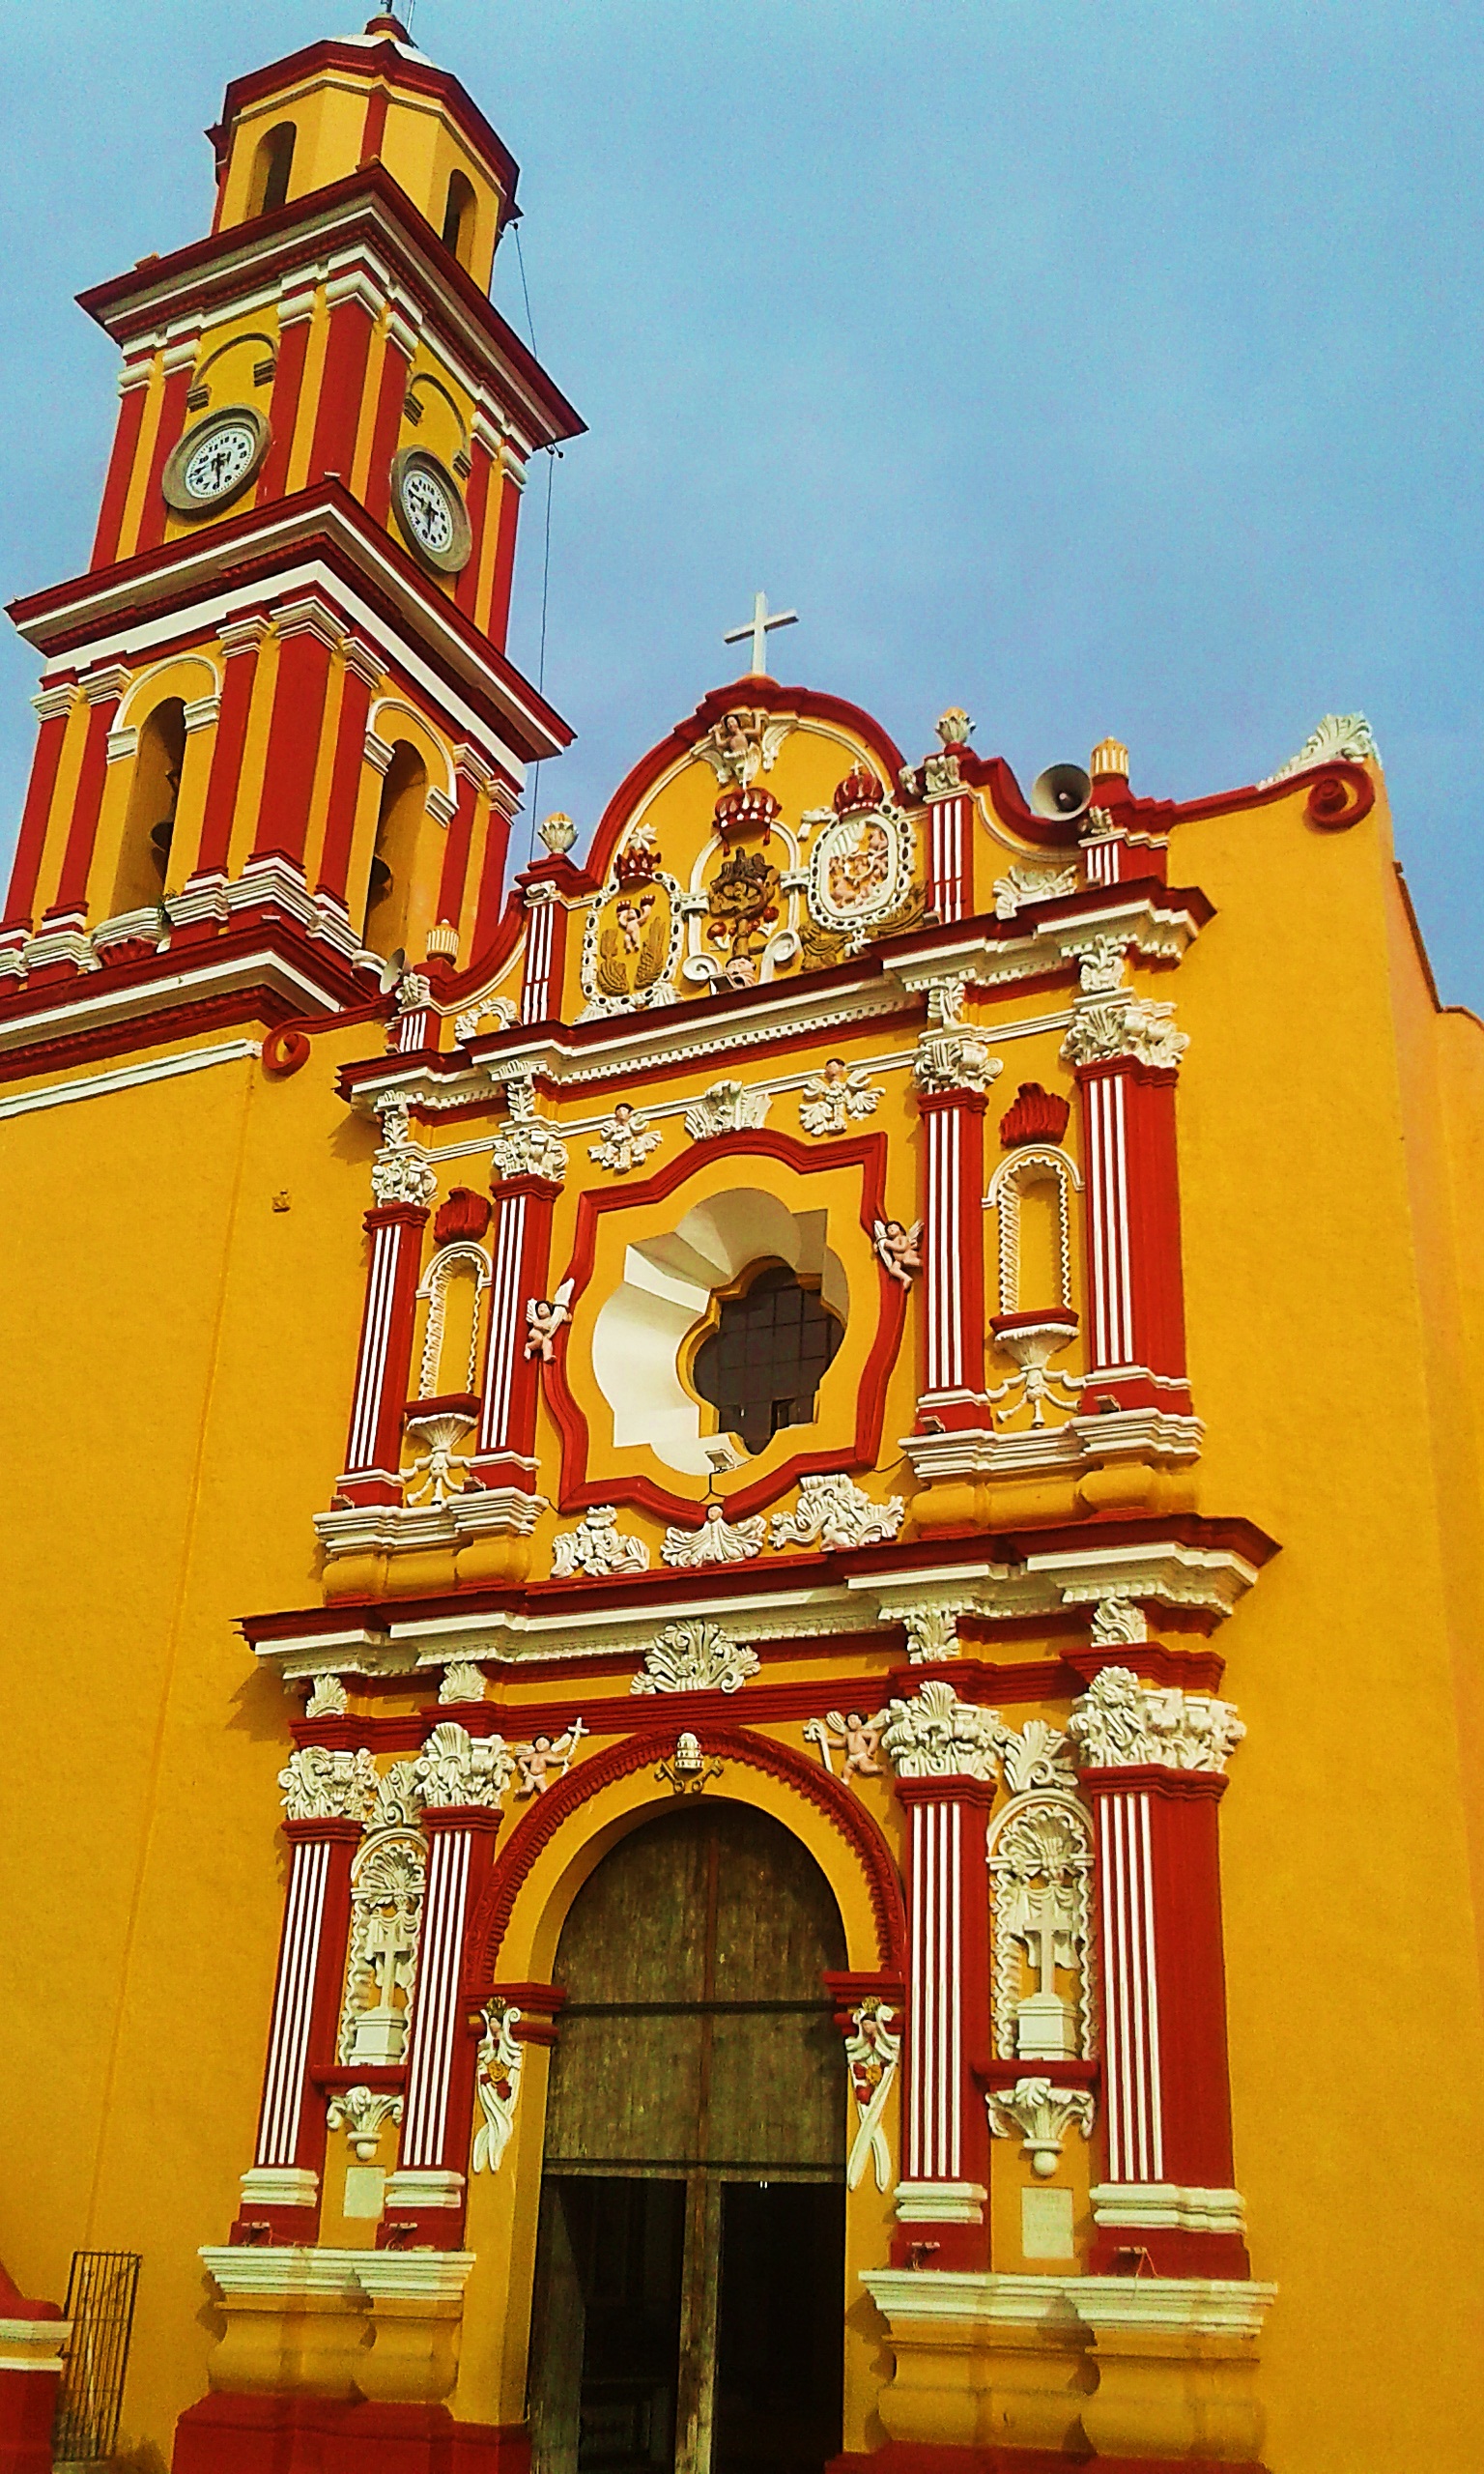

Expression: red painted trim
xmin=583 ymin=678 xmax=909 ymax=894
xmin=363 ymin=332 xmax=411 ymax=528
xmin=464 ymin=1721 xmax=907 ymax=1993
xmin=457 ymin=438 xmax=494 ymax=626
xmin=1123 ymin=755 xmax=1376 ymax=840
xmin=436 ymin=771 xmax=479 ymax=931
xmin=486 ymin=460 xmax=521 ymax=650
xmin=314 ymin=660 xmax=376 ymax=903
xmin=9 ymin=479 xmax=572 ymax=766
xmin=80 ymin=170 xmax=581 ymax=447
xmin=469 ymin=855 xmax=523 ymax=984
xmin=193 ymin=632 xmax=264 ymax=878
xmin=360 ymin=80 xmax=390 ymax=166
xmin=0 ymin=935 xmax=369 ymax=1085
xmin=133 ymin=363 xmax=193 ymax=558
xmin=46 ymin=692 xmax=118 ymax=918
xmin=542 ymin=1128 xmax=906 ymax=1523
xmin=3 ymin=700 xmax=73 ymax=931
xmin=258 ymin=315 xmax=310 ymax=505
xmin=250 ymin=625 xmax=335 ymax=866
xmin=173 ymin=2393 xmax=533 ymax=2474
xmin=90 ymin=382 xmax=149 ymax=571
xmin=309 ymin=298 xmax=376 ymax=488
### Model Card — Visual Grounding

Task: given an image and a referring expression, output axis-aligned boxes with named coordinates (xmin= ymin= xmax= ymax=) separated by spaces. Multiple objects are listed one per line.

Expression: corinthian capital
xmin=1060 ymin=994 xmax=1188 ymax=1072
xmin=413 ymin=1720 xmax=515 ymax=1810
xmin=1067 ymin=1664 xmax=1243 ymax=1774
xmin=278 ymin=1743 xmax=379 ymax=1824
xmin=879 ymin=1679 xmax=1009 ymax=1784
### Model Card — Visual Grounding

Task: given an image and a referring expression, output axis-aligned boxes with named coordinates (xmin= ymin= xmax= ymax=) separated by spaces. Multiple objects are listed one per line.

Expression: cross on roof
xmin=723 ymin=590 xmax=799 ymax=678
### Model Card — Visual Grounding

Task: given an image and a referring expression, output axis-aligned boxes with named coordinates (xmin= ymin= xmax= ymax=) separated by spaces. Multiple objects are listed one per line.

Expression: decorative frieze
xmin=1068 ymin=1665 xmax=1244 ymax=1774
xmin=769 ymin=1472 xmax=905 ymax=1552
xmin=630 ymin=1620 xmax=759 ymax=1697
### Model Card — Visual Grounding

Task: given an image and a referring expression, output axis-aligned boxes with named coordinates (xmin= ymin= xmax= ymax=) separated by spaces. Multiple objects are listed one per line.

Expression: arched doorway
xmin=529 ymin=1803 xmax=847 ymax=2474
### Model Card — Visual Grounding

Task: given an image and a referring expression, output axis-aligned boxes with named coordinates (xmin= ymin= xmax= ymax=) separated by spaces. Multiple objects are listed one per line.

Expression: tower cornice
xmin=8 ymin=479 xmax=572 ymax=773
xmin=77 ymin=166 xmax=584 ymax=454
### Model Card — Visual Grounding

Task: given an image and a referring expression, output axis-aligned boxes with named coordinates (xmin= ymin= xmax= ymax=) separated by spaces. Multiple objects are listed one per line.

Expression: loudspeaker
xmin=1030 ymin=762 xmax=1092 ymax=822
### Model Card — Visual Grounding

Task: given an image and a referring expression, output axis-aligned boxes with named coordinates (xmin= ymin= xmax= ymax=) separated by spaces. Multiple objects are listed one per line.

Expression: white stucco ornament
xmin=631 ymin=1620 xmax=759 ymax=1696
xmin=878 ymin=1680 xmax=1008 ymax=1783
xmin=1067 ymin=1665 xmax=1244 ymax=1774
xmin=769 ymin=1473 xmax=904 ymax=1552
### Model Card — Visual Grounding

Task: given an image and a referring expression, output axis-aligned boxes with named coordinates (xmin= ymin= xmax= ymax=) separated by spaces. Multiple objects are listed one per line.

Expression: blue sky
xmin=2 ymin=2 xmax=1479 ymax=1000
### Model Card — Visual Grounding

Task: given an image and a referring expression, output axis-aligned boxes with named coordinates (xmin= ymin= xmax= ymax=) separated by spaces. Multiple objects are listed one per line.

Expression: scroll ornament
xmin=552 ymin=1505 xmax=649 ymax=1579
xmin=631 ymin=1620 xmax=759 ymax=1696
xmin=471 ymin=2001 xmax=524 ymax=2174
xmin=845 ymin=1999 xmax=901 ymax=2192
xmin=662 ymin=1505 xmax=767 ymax=1568
xmin=1060 ymin=995 xmax=1187 ymax=1073
xmin=770 ymin=1473 xmax=904 ymax=1553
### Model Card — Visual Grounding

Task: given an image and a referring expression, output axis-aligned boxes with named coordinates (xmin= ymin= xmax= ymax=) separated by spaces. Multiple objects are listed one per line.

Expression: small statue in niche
xmin=524 ymin=1278 xmax=575 ymax=1364
xmin=872 ymin=1217 xmax=923 ymax=1287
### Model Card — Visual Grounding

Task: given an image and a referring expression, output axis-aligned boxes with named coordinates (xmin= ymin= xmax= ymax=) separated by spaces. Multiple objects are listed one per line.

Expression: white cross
xmin=723 ymin=590 xmax=799 ymax=677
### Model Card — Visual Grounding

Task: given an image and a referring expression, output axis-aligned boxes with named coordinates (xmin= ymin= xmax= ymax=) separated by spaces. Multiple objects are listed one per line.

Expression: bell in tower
xmin=0 ymin=10 xmax=583 ymax=1014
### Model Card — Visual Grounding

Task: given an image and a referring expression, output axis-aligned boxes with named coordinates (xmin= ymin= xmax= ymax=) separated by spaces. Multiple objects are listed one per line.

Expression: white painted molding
xmin=861 ymin=2269 xmax=1276 ymax=2338
xmin=892 ymin=2179 xmax=988 ymax=2226
xmin=1090 ymin=2181 xmax=1247 ymax=2236
xmin=0 ymin=1039 xmax=259 ymax=1125
xmin=237 ymin=2165 xmax=320 ymax=2212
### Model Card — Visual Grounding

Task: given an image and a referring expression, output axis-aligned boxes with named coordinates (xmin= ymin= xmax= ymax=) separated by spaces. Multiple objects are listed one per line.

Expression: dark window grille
xmin=52 ymin=2250 xmax=140 ymax=2466
xmin=693 ymin=1264 xmax=843 ymax=1455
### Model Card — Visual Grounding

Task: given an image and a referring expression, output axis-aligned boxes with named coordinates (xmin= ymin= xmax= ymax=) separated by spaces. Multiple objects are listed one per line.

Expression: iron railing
xmin=51 ymin=2249 xmax=140 ymax=2466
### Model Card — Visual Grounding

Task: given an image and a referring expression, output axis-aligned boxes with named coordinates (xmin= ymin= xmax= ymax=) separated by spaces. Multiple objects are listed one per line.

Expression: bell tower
xmin=0 ymin=10 xmax=582 ymax=1032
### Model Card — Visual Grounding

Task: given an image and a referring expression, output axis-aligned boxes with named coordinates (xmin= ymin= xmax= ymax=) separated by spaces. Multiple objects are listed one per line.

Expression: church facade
xmin=3 ymin=17 xmax=1483 ymax=2474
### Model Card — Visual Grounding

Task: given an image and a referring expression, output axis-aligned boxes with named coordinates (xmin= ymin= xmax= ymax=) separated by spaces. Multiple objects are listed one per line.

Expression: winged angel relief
xmin=580 ymin=825 xmax=681 ymax=1017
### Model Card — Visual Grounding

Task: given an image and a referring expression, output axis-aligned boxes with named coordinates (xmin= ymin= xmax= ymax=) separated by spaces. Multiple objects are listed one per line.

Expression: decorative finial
xmin=537 ymin=813 xmax=578 ymax=855
xmin=722 ymin=590 xmax=799 ymax=678
xmin=936 ymin=707 xmax=973 ymax=751
xmin=1090 ymin=735 xmax=1129 ymax=779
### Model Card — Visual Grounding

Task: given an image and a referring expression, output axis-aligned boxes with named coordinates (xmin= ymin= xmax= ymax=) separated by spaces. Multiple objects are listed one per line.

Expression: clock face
xmin=388 ymin=448 xmax=472 ymax=574
xmin=182 ymin=418 xmax=260 ymax=503
xmin=402 ymin=465 xmax=457 ymax=555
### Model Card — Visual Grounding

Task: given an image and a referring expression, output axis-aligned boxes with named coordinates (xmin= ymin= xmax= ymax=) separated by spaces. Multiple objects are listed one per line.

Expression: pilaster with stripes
xmin=914 ymin=1085 xmax=990 ymax=1428
xmin=1064 ymin=978 xmax=1192 ymax=1417
xmin=519 ymin=878 xmax=566 ymax=1023
xmin=1070 ymin=1663 xmax=1248 ymax=2277
xmin=925 ymin=789 xmax=973 ymax=925
xmin=338 ymin=1200 xmax=431 ymax=1506
xmin=383 ymin=1800 xmax=503 ymax=2247
xmin=234 ymin=1809 xmax=361 ymax=2242
xmin=471 ymin=1170 xmax=561 ymax=1494
xmin=881 ymin=1685 xmax=1002 ymax=2270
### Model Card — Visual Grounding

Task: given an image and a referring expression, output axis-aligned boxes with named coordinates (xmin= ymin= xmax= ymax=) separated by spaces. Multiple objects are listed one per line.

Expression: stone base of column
xmin=0 ymin=2276 xmax=69 ymax=2474
xmin=172 ymin=2395 xmax=529 ymax=2474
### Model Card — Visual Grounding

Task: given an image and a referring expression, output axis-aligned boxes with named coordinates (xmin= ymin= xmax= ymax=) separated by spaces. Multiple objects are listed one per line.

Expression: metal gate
xmin=51 ymin=2250 xmax=140 ymax=2467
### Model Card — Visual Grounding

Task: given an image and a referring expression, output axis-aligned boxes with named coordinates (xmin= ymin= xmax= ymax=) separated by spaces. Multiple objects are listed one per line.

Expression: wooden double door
xmin=528 ymin=1806 xmax=848 ymax=2474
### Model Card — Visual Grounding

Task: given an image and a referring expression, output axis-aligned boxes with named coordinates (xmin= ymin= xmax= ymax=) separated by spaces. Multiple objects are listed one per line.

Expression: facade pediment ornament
xmin=1068 ymin=1664 xmax=1244 ymax=1774
xmin=769 ymin=1473 xmax=905 ymax=1553
xmin=879 ymin=1679 xmax=1008 ymax=1783
xmin=1261 ymin=711 xmax=1378 ymax=784
xmin=1061 ymin=993 xmax=1188 ymax=1072
xmin=683 ymin=1079 xmax=770 ymax=1139
xmin=277 ymin=1743 xmax=379 ymax=1824
xmin=993 ymin=864 xmax=1078 ymax=921
xmin=552 ymin=1506 xmax=649 ymax=1579
xmin=630 ymin=1619 xmax=759 ymax=1696
xmin=413 ymin=1719 xmax=515 ymax=1808
xmin=371 ymin=1102 xmax=437 ymax=1207
xmin=662 ymin=1505 xmax=766 ymax=1568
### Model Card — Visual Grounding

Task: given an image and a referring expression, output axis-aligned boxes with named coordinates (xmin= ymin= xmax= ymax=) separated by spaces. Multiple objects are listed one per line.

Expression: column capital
xmin=1069 ymin=1664 xmax=1243 ymax=1776
xmin=880 ymin=1679 xmax=1005 ymax=1786
xmin=1062 ymin=992 xmax=1187 ymax=1072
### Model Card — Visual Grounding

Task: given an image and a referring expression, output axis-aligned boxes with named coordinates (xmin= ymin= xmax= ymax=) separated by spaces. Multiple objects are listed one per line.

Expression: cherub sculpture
xmin=872 ymin=1217 xmax=923 ymax=1287
xmin=805 ymin=1708 xmax=887 ymax=1784
xmin=524 ymin=1277 xmax=575 ymax=1364
xmin=799 ymin=1056 xmax=882 ymax=1137
xmin=512 ymin=1718 xmax=585 ymax=1797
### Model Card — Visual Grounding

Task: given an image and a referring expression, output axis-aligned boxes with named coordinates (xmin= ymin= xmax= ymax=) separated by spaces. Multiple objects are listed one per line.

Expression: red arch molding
xmin=462 ymin=1719 xmax=907 ymax=1996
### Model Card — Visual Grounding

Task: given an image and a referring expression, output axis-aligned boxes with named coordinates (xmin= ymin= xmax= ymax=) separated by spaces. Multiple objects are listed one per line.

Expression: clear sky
xmin=2 ymin=2 xmax=1479 ymax=1000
